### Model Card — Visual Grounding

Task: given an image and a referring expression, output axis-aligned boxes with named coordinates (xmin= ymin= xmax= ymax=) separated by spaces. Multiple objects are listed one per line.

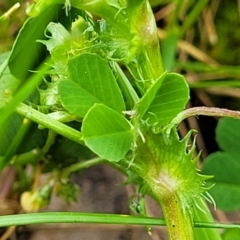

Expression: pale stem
xmin=0 ymin=3 xmax=20 ymax=22
xmin=171 ymin=107 xmax=240 ymax=126
xmin=62 ymin=157 xmax=106 ymax=178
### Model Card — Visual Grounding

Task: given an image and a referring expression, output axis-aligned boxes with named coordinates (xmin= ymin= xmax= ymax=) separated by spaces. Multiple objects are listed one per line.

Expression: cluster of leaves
xmin=0 ymin=0 xmax=185 ymax=202
xmin=1 ymin=1 xmax=240 ymax=240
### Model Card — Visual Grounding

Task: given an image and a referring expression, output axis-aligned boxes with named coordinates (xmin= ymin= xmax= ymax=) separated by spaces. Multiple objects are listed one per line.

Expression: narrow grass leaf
xmin=8 ymin=5 xmax=62 ymax=80
xmin=193 ymin=199 xmax=222 ymax=240
xmin=8 ymin=4 xmax=82 ymax=80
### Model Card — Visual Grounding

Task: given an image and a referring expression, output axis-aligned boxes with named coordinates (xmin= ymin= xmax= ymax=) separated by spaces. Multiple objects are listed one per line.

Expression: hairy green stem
xmin=158 ymin=193 xmax=193 ymax=240
xmin=146 ymin=175 xmax=194 ymax=240
xmin=124 ymin=127 xmax=210 ymax=240
xmin=125 ymin=1 xmax=164 ymax=85
xmin=135 ymin=1 xmax=164 ymax=82
xmin=15 ymin=103 xmax=84 ymax=145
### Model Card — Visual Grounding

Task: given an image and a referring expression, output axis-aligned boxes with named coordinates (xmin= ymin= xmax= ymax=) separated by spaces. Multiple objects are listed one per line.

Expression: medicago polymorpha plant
xmin=2 ymin=1 xmax=239 ymax=240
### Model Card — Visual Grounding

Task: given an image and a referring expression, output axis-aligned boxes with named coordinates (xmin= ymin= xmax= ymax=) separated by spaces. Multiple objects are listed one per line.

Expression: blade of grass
xmin=180 ymin=0 xmax=209 ymax=37
xmin=0 ymin=60 xmax=49 ymax=126
xmin=161 ymin=29 xmax=179 ymax=70
xmin=176 ymin=62 xmax=240 ymax=76
xmin=0 ymin=212 xmax=165 ymax=227
xmin=0 ymin=212 xmax=239 ymax=230
xmin=193 ymin=199 xmax=222 ymax=240
xmin=1 ymin=118 xmax=32 ymax=170
xmin=189 ymin=80 xmax=240 ymax=89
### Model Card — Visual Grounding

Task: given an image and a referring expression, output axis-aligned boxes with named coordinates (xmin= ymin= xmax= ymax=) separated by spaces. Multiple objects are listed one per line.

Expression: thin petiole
xmin=171 ymin=107 xmax=240 ymax=126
